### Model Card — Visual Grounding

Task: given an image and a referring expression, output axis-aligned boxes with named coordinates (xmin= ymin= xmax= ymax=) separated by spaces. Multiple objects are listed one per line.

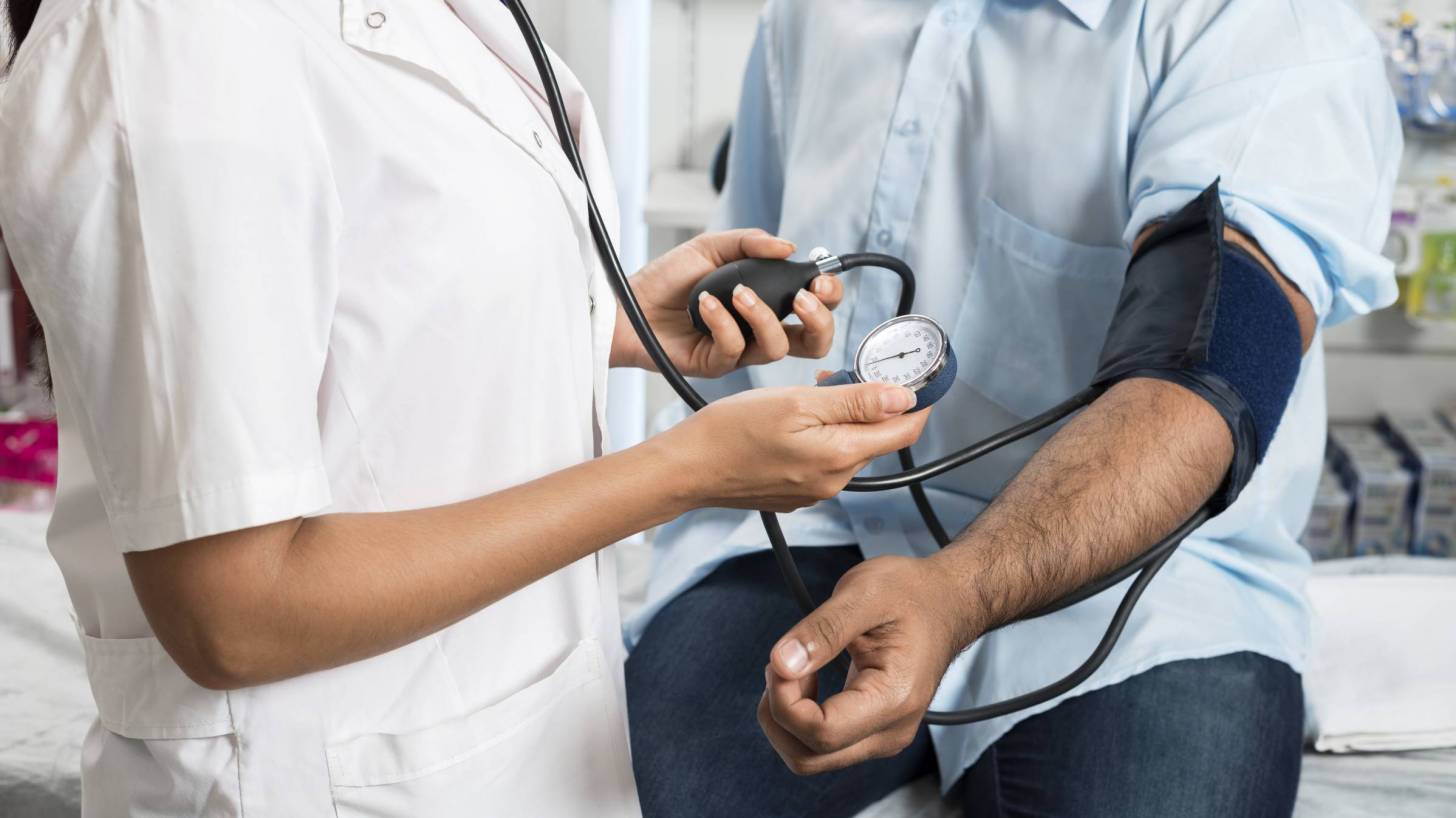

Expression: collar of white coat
xmin=336 ymin=0 xmax=603 ymax=207
xmin=1054 ymin=0 xmax=1112 ymax=29
xmin=337 ymin=0 xmax=586 ymax=139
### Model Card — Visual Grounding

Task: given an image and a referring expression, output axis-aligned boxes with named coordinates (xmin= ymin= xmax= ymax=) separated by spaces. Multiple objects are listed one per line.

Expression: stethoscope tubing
xmin=502 ymin=0 xmax=1205 ymax=727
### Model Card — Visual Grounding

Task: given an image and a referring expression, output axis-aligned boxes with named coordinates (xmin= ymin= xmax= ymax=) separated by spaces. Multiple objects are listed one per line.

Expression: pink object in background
xmin=0 ymin=419 xmax=57 ymax=509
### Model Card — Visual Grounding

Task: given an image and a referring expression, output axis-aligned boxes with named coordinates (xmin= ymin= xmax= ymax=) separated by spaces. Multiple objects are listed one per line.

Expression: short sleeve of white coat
xmin=1126 ymin=0 xmax=1403 ymax=327
xmin=0 ymin=0 xmax=339 ymax=552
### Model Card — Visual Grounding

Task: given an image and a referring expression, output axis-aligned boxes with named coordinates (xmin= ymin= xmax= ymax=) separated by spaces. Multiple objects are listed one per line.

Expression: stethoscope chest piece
xmin=818 ymin=315 xmax=956 ymax=412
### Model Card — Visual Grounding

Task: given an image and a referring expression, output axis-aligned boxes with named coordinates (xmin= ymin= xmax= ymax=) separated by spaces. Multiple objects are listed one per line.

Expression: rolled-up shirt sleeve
xmin=1126 ymin=0 xmax=1403 ymax=327
xmin=0 ymin=1 xmax=340 ymax=552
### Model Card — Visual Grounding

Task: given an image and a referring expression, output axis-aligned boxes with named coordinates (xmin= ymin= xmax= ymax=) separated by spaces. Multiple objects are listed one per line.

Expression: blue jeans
xmin=626 ymin=547 xmax=1304 ymax=818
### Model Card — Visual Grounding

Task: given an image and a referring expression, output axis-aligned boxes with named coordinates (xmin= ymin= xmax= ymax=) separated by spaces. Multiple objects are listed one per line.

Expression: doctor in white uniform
xmin=0 ymin=0 xmax=929 ymax=814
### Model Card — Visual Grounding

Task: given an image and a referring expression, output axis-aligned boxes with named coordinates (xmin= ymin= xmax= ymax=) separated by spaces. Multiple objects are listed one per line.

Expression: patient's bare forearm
xmin=932 ymin=378 xmax=1233 ymax=648
xmin=931 ymin=225 xmax=1318 ymax=647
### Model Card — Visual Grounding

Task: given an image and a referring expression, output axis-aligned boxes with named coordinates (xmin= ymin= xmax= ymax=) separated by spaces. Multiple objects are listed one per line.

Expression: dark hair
xmin=6 ymin=1 xmax=52 ymax=393
xmin=5 ymin=0 xmax=41 ymax=67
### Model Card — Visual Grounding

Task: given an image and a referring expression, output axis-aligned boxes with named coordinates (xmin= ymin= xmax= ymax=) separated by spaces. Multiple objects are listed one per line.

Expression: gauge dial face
xmin=854 ymin=316 xmax=947 ymax=390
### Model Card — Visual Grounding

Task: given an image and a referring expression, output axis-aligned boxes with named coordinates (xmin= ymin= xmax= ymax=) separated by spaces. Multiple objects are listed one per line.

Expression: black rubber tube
xmin=502 ymin=0 xmax=1204 ymax=727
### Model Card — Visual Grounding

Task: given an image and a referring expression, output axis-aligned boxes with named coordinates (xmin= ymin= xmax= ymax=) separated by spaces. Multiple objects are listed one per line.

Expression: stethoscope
xmin=501 ymin=0 xmax=1206 ymax=726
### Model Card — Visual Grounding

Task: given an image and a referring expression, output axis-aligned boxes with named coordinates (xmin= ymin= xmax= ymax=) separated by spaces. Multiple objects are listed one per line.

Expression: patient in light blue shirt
xmin=625 ymin=1 xmax=1400 ymax=815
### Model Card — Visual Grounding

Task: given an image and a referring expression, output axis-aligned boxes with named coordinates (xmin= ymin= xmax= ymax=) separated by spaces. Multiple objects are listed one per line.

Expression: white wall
xmin=533 ymin=0 xmax=760 ymax=173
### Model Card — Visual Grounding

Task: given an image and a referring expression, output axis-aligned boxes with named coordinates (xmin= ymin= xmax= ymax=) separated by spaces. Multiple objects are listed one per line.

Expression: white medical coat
xmin=0 ymin=0 xmax=639 ymax=814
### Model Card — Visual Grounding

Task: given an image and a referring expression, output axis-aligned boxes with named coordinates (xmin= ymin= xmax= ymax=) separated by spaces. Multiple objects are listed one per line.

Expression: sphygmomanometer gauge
xmin=819 ymin=314 xmax=958 ymax=412
xmin=854 ymin=315 xmax=949 ymax=391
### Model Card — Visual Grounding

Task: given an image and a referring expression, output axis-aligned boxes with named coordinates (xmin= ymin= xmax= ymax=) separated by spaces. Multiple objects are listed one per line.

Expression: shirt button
xmin=943 ymin=8 xmax=960 ymax=24
xmin=365 ymin=10 xmax=386 ymax=28
xmin=899 ymin=119 xmax=921 ymax=137
xmin=876 ymin=229 xmax=893 ymax=247
xmin=866 ymin=517 xmax=885 ymax=534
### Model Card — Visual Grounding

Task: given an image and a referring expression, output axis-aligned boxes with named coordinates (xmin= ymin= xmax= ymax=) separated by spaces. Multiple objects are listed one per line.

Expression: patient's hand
xmin=611 ymin=229 xmax=843 ymax=377
xmin=757 ymin=554 xmax=966 ymax=775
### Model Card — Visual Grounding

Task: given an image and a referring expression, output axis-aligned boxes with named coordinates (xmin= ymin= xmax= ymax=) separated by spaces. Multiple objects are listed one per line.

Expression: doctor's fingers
xmin=817 ymin=411 xmax=930 ymax=467
xmin=688 ymin=228 xmax=796 ymax=268
xmin=730 ymin=285 xmax=793 ymax=363
xmin=694 ymin=293 xmax=749 ymax=375
xmin=804 ymin=383 xmax=917 ymax=426
xmin=782 ymin=287 xmax=836 ymax=359
xmin=809 ymin=274 xmax=844 ymax=311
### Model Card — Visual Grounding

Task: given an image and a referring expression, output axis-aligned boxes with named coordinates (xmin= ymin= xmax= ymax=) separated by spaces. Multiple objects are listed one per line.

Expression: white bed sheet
xmin=0 ymin=511 xmax=87 ymax=818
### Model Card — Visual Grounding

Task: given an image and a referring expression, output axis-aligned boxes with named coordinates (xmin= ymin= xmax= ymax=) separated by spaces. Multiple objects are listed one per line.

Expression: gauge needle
xmin=866 ymin=347 xmax=921 ymax=367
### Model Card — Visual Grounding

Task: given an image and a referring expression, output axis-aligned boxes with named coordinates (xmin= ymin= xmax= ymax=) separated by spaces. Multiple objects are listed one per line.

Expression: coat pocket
xmin=326 ymin=638 xmax=639 ymax=817
xmin=78 ymin=630 xmax=242 ymax=816
xmin=79 ymin=630 xmax=236 ymax=739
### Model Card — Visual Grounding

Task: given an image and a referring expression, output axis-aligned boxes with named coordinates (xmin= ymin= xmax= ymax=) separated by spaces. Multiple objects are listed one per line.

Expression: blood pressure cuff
xmin=1092 ymin=181 xmax=1303 ymax=512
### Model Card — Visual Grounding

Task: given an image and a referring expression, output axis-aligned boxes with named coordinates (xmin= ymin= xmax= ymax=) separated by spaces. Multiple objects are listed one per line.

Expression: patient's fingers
xmin=759 ymin=664 xmax=916 ymax=775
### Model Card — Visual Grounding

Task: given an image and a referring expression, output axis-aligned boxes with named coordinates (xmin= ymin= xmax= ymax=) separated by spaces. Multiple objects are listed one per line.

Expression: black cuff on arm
xmin=1092 ymin=181 xmax=1304 ymax=513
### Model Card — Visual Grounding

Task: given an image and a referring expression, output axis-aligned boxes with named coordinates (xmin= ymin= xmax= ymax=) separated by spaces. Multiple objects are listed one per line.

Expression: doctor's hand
xmin=757 ymin=553 xmax=975 ymax=775
xmin=659 ymin=382 xmax=928 ymax=513
xmin=611 ymin=229 xmax=844 ymax=377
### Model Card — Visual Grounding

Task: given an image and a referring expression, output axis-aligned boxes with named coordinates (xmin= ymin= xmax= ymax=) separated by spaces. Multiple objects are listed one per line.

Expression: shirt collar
xmin=1055 ymin=0 xmax=1113 ymax=29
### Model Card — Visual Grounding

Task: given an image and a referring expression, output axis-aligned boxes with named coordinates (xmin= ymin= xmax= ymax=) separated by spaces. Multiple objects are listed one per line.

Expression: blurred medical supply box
xmin=1327 ymin=425 xmax=1415 ymax=557
xmin=1301 ymin=467 xmax=1353 ymax=560
xmin=1439 ymin=403 xmax=1456 ymax=435
xmin=1380 ymin=413 xmax=1456 ymax=558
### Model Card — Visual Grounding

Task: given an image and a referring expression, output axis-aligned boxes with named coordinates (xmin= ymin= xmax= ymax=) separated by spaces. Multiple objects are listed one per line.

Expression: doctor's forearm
xmin=127 ymin=382 xmax=923 ymax=690
xmin=928 ymin=378 xmax=1233 ymax=648
xmin=127 ymin=439 xmax=698 ymax=690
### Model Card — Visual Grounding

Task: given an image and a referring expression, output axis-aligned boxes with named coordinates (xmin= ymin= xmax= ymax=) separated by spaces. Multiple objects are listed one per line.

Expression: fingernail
xmin=734 ymin=284 xmax=758 ymax=307
xmin=698 ymin=291 xmax=718 ymax=311
xmin=779 ymin=238 xmax=798 ymax=251
xmin=881 ymin=387 xmax=916 ymax=413
xmin=778 ymin=639 xmax=809 ymax=674
xmin=813 ymin=276 xmax=833 ymax=296
xmin=794 ymin=289 xmax=819 ymax=313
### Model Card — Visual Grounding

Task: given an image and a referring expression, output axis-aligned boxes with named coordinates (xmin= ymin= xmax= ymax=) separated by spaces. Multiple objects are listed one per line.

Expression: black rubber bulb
xmin=687 ymin=258 xmax=825 ymax=340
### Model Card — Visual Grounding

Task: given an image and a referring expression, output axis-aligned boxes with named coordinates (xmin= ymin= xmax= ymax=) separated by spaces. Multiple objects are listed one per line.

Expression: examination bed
xmin=4 ymin=516 xmax=1454 ymax=816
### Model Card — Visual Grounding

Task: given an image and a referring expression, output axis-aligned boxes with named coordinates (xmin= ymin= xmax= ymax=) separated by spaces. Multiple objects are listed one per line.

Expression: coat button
xmin=366 ymin=11 xmax=386 ymax=28
xmin=534 ymin=130 xmax=545 ymax=148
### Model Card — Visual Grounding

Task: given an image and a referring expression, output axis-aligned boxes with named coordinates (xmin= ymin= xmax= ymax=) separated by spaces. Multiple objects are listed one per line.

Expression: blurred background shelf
xmin=1325 ymin=309 xmax=1456 ymax=355
xmin=644 ymin=168 xmax=718 ymax=230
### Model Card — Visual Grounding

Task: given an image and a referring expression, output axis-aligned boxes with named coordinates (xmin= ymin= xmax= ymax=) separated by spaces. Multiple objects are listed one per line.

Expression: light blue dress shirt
xmin=626 ymin=0 xmax=1400 ymax=787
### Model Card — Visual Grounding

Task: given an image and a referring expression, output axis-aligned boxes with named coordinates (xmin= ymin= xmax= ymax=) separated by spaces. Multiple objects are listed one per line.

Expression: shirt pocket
xmin=325 ymin=638 xmax=638 ymax=817
xmin=78 ymin=631 xmax=243 ymax=816
xmin=952 ymin=196 xmax=1131 ymax=418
